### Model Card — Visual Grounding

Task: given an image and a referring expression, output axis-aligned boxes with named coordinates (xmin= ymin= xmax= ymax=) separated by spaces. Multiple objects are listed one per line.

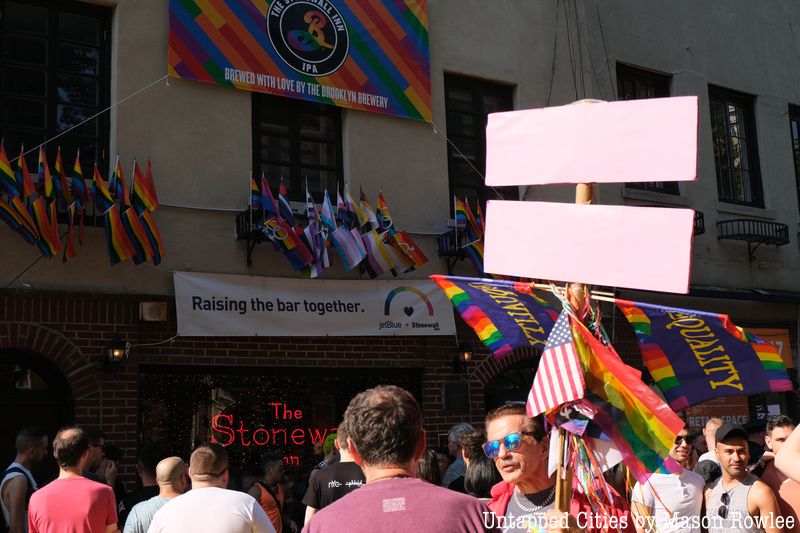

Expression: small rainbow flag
xmin=103 ymin=206 xmax=136 ymax=265
xmin=110 ymin=155 xmax=130 ymax=208
xmin=121 ymin=207 xmax=154 ymax=265
xmin=376 ymin=191 xmax=394 ymax=233
xmin=71 ymin=151 xmax=88 ymax=207
xmin=132 ymin=160 xmax=158 ymax=214
xmin=0 ymin=140 xmax=19 ymax=197
xmin=263 ymin=217 xmax=313 ymax=271
xmin=54 ymin=147 xmax=72 ymax=205
xmin=29 ymin=197 xmax=58 ymax=257
xmin=92 ymin=163 xmax=114 ymax=215
xmin=63 ymin=203 xmax=77 ymax=262
xmin=0 ymin=198 xmax=36 ymax=244
xmin=17 ymin=146 xmax=35 ymax=198
xmin=570 ymin=316 xmax=684 ymax=483
xmin=139 ymin=210 xmax=165 ymax=266
xmin=38 ymin=147 xmax=53 ymax=199
xmin=430 ymin=275 xmax=557 ymax=358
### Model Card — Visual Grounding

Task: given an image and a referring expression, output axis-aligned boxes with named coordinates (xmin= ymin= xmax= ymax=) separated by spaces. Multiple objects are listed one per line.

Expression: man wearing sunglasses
xmin=704 ymin=424 xmax=783 ymax=532
xmin=483 ymin=403 xmax=630 ymax=532
xmin=630 ymin=429 xmax=704 ymax=532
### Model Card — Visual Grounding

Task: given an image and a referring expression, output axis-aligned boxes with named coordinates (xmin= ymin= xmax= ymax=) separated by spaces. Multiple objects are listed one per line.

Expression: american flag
xmin=527 ymin=310 xmax=585 ymax=417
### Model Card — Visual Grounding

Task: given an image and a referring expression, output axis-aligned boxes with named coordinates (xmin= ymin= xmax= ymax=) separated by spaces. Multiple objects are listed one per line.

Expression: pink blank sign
xmin=484 ymin=201 xmax=694 ymax=293
xmin=485 ymin=96 xmax=698 ymax=186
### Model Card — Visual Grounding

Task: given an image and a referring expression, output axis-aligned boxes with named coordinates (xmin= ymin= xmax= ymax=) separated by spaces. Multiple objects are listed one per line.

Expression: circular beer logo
xmin=267 ymin=1 xmax=349 ymax=77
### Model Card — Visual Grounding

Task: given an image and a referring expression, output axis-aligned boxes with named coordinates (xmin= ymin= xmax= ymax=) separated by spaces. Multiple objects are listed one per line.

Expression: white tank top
xmin=704 ymin=475 xmax=764 ymax=532
xmin=1 ymin=462 xmax=37 ymax=532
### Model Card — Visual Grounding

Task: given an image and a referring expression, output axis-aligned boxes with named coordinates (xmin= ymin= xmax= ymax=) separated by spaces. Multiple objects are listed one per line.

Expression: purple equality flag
xmin=617 ymin=299 xmax=793 ymax=411
xmin=430 ymin=275 xmax=558 ymax=357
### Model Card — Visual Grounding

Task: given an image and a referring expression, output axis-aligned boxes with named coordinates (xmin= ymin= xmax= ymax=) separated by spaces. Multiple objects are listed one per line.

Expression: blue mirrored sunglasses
xmin=482 ymin=431 xmax=534 ymax=459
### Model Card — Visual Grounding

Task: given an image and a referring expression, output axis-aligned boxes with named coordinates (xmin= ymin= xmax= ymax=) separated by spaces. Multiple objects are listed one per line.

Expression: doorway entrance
xmin=0 ymin=349 xmax=74 ymax=484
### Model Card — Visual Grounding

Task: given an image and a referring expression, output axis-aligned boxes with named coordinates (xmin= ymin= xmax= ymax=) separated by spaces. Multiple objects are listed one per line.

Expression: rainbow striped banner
xmin=430 ymin=275 xmax=558 ymax=358
xmin=168 ymin=0 xmax=431 ymax=121
xmin=617 ymin=299 xmax=793 ymax=410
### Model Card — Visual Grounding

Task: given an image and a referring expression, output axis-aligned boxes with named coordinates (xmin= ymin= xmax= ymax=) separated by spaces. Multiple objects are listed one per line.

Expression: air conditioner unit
xmin=139 ymin=302 xmax=167 ymax=322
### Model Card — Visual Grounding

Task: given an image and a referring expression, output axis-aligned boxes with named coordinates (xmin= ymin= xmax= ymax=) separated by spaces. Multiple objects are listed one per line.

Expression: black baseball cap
xmin=715 ymin=423 xmax=748 ymax=443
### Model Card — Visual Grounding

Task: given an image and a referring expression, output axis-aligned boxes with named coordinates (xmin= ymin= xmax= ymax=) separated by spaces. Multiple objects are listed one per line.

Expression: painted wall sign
xmin=168 ymin=0 xmax=432 ymax=121
xmin=174 ymin=271 xmax=455 ymax=336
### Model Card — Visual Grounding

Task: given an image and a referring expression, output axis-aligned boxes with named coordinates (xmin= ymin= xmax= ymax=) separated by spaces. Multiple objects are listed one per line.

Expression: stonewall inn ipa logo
xmin=267 ymin=0 xmax=350 ymax=76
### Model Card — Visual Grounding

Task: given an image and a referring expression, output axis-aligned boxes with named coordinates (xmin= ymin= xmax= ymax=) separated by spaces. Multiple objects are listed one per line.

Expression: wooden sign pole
xmin=554 ymin=179 xmax=596 ymax=513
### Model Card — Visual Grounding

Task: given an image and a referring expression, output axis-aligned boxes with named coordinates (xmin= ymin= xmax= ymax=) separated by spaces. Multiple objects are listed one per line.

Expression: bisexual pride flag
xmin=617 ymin=299 xmax=793 ymax=411
xmin=430 ymin=275 xmax=558 ymax=358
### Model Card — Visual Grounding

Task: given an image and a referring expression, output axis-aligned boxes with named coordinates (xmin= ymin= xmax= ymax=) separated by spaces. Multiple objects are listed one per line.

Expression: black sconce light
xmin=103 ymin=337 xmax=130 ymax=372
xmin=452 ymin=342 xmax=473 ymax=374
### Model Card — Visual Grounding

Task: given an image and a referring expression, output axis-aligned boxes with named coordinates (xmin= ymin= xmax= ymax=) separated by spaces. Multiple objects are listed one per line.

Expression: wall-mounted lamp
xmin=103 ymin=337 xmax=130 ymax=372
xmin=452 ymin=342 xmax=473 ymax=374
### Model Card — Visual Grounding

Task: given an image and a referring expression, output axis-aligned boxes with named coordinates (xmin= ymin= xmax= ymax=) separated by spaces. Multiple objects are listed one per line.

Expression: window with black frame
xmin=252 ymin=93 xmax=343 ymax=203
xmin=709 ymin=87 xmax=763 ymax=207
xmin=0 ymin=0 xmax=111 ymax=225
xmin=444 ymin=74 xmax=514 ymax=211
xmin=790 ymin=106 xmax=800 ymax=214
xmin=616 ymin=63 xmax=678 ymax=195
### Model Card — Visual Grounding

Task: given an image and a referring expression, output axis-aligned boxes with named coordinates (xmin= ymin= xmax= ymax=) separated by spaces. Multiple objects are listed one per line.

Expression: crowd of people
xmin=5 ymin=387 xmax=800 ymax=532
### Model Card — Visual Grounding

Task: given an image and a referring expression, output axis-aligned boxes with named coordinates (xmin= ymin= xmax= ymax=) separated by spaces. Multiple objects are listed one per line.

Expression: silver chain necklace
xmin=512 ymin=485 xmax=556 ymax=513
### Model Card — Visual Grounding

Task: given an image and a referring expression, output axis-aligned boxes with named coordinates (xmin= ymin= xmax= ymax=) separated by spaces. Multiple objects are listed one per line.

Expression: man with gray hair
xmin=442 ymin=422 xmax=475 ymax=488
xmin=147 ymin=444 xmax=274 ymax=533
xmin=303 ymin=385 xmax=494 ymax=532
xmin=123 ymin=457 xmax=188 ymax=533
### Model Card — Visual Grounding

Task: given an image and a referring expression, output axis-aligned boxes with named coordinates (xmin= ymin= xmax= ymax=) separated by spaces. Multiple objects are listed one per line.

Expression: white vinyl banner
xmin=174 ymin=272 xmax=456 ymax=337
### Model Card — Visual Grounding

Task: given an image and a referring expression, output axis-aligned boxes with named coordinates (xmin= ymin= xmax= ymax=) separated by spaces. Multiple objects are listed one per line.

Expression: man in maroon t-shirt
xmin=302 ymin=385 xmax=495 ymax=533
xmin=28 ymin=427 xmax=118 ymax=533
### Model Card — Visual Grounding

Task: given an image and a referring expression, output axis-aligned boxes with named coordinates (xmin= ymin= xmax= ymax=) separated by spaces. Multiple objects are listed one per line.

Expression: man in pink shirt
xmin=28 ymin=427 xmax=118 ymax=533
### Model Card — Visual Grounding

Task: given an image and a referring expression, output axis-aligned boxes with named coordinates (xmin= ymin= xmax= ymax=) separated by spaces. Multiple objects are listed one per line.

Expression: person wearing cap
xmin=630 ymin=427 xmax=704 ymax=532
xmin=442 ymin=422 xmax=474 ymax=487
xmin=147 ymin=443 xmax=275 ymax=533
xmin=703 ymin=424 xmax=782 ymax=533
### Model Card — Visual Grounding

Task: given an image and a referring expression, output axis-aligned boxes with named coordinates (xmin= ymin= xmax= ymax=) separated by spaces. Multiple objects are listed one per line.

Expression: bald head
xmin=156 ymin=457 xmax=187 ymax=486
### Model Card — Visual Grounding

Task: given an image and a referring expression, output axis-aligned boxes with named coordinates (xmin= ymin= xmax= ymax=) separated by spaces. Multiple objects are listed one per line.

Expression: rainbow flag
xmin=10 ymin=196 xmax=39 ymax=241
xmin=140 ymin=210 xmax=165 ymax=266
xmin=29 ymin=197 xmax=57 ymax=257
xmin=463 ymin=238 xmax=485 ymax=273
xmin=16 ymin=146 xmax=35 ymax=198
xmin=430 ymin=275 xmax=558 ymax=358
xmin=570 ymin=316 xmax=684 ymax=484
xmin=38 ymin=147 xmax=53 ymax=199
xmin=48 ymin=199 xmax=61 ymax=254
xmin=110 ymin=155 xmax=130 ymax=208
xmin=0 ymin=140 xmax=19 ymax=197
xmin=464 ymin=198 xmax=482 ymax=240
xmin=132 ymin=160 xmax=158 ymax=214
xmin=454 ymin=196 xmax=475 ymax=238
xmin=476 ymin=202 xmax=485 ymax=237
xmin=121 ymin=207 xmax=154 ymax=265
xmin=53 ymin=147 xmax=72 ymax=205
xmin=261 ymin=174 xmax=279 ymax=220
xmin=0 ymin=198 xmax=36 ymax=244
xmin=381 ymin=231 xmax=415 ymax=272
xmin=62 ymin=203 xmax=77 ymax=262
xmin=617 ymin=299 xmax=793 ymax=410
xmin=103 ymin=206 xmax=136 ymax=265
xmin=92 ymin=163 xmax=114 ymax=215
xmin=71 ymin=152 xmax=88 ymax=208
xmin=263 ymin=217 xmax=313 ymax=271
